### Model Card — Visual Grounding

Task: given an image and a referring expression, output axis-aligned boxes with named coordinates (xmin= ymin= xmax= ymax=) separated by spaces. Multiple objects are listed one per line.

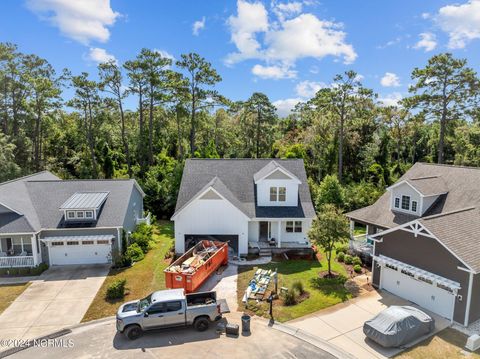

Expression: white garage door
xmin=49 ymin=240 xmax=111 ymax=265
xmin=381 ymin=266 xmax=455 ymax=320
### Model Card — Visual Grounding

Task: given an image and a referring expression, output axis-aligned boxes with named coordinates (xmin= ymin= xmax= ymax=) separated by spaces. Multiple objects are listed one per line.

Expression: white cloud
xmin=378 ymin=92 xmax=402 ymax=107
xmin=192 ymin=16 xmax=206 ymax=36
xmin=273 ymin=97 xmax=302 ymax=117
xmin=86 ymin=47 xmax=116 ymax=63
xmin=226 ymin=0 xmax=356 ymax=75
xmin=272 ymin=1 xmax=303 ymax=21
xmin=154 ymin=49 xmax=175 ymax=61
xmin=295 ymin=80 xmax=325 ymax=98
xmin=26 ymin=0 xmax=119 ymax=45
xmin=436 ymin=0 xmax=480 ymax=49
xmin=413 ymin=32 xmax=437 ymax=52
xmin=421 ymin=12 xmax=431 ymax=19
xmin=380 ymin=72 xmax=401 ymax=87
xmin=251 ymin=64 xmax=296 ymax=79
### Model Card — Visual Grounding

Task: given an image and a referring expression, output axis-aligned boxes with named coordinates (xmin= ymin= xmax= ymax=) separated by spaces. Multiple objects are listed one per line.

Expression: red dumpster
xmin=164 ymin=240 xmax=229 ymax=293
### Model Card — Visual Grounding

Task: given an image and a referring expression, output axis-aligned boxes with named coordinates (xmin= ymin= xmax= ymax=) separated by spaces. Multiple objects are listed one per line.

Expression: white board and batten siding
xmin=256 ymin=176 xmax=299 ymax=207
xmin=173 ymin=190 xmax=249 ymax=254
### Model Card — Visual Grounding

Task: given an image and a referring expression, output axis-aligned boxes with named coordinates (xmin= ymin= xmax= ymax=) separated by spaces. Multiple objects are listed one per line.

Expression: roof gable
xmin=253 ymin=160 xmax=301 ymax=183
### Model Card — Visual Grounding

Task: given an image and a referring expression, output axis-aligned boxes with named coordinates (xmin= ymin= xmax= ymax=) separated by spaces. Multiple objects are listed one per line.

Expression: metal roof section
xmin=60 ymin=192 xmax=110 ymax=210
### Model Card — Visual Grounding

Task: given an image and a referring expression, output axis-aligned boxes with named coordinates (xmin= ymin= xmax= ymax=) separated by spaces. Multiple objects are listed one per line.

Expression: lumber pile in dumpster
xmin=166 ymin=241 xmax=218 ymax=274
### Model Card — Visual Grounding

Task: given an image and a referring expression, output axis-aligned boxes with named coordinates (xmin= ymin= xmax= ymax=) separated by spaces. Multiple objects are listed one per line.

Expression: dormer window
xmin=412 ymin=201 xmax=418 ymax=212
xmin=394 ymin=197 xmax=400 ymax=209
xmin=67 ymin=211 xmax=75 ymax=219
xmin=401 ymin=195 xmax=410 ymax=210
xmin=60 ymin=191 xmax=109 ymax=222
xmin=85 ymin=211 xmax=93 ymax=218
xmin=269 ymin=187 xmax=287 ymax=202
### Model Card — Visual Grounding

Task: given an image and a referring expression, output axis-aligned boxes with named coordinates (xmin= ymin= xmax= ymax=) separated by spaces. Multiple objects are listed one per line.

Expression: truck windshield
xmin=137 ymin=294 xmax=152 ymax=312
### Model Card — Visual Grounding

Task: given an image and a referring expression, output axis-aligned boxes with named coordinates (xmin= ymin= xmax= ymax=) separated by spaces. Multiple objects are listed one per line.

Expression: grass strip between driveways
xmin=395 ymin=327 xmax=480 ymax=359
xmin=0 ymin=282 xmax=31 ymax=314
xmin=81 ymin=221 xmax=174 ymax=322
xmin=237 ymin=250 xmax=352 ymax=322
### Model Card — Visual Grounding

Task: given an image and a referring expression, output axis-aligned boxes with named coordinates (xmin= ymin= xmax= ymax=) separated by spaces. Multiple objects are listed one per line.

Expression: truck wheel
xmin=194 ymin=317 xmax=210 ymax=332
xmin=124 ymin=325 xmax=143 ymax=340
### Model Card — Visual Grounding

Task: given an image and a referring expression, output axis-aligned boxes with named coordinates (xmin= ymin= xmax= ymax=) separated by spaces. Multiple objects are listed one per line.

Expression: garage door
xmin=49 ymin=240 xmax=111 ymax=265
xmin=381 ymin=266 xmax=455 ymax=319
xmin=185 ymin=234 xmax=239 ymax=254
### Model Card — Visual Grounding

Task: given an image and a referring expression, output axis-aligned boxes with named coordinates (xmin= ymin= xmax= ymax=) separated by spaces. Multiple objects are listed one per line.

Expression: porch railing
xmin=136 ymin=212 xmax=151 ymax=226
xmin=0 ymin=256 xmax=35 ymax=268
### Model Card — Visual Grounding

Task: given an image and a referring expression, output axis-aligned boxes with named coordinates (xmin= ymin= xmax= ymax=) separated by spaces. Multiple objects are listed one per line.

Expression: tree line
xmin=1 ymin=42 xmax=479 ymax=217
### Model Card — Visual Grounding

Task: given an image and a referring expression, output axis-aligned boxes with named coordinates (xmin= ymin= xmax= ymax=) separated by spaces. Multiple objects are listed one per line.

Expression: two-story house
xmin=346 ymin=162 xmax=480 ymax=327
xmin=0 ymin=171 xmax=148 ymax=268
xmin=171 ymin=159 xmax=316 ymax=257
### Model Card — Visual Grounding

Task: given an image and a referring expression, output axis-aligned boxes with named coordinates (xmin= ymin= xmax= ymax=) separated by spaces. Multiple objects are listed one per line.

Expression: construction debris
xmin=166 ymin=241 xmax=219 ymax=275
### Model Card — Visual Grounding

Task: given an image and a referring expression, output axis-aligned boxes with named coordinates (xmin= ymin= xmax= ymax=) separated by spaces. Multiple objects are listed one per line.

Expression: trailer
xmin=164 ymin=240 xmax=229 ymax=293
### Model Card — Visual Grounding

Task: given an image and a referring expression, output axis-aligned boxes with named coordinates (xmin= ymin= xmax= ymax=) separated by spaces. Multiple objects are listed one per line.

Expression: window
xmin=286 ymin=221 xmax=294 ymax=233
xmin=51 ymin=241 xmax=64 ymax=246
xmin=401 ymin=195 xmax=410 ymax=210
xmin=67 ymin=211 xmax=75 ymax=219
xmin=270 ymin=187 xmax=277 ymax=201
xmin=76 ymin=211 xmax=84 ymax=218
xmin=85 ymin=211 xmax=94 ymax=219
xmin=147 ymin=303 xmax=165 ymax=314
xmin=411 ymin=201 xmax=418 ymax=212
xmin=82 ymin=241 xmax=94 ymax=245
xmin=278 ymin=187 xmax=286 ymax=202
xmin=394 ymin=197 xmax=400 ymax=208
xmin=165 ymin=301 xmax=182 ymax=312
xmin=67 ymin=241 xmax=79 ymax=246
xmin=97 ymin=240 xmax=110 ymax=245
xmin=294 ymin=221 xmax=302 ymax=233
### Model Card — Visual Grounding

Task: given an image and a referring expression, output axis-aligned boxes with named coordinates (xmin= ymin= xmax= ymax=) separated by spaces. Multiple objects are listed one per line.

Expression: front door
xmin=259 ymin=222 xmax=269 ymax=241
xmin=0 ymin=238 xmax=12 ymax=254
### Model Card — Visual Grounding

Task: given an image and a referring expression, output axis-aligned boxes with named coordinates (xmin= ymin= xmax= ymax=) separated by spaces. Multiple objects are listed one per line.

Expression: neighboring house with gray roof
xmin=0 ymin=171 xmax=148 ymax=268
xmin=346 ymin=162 xmax=480 ymax=327
xmin=171 ymin=159 xmax=316 ymax=257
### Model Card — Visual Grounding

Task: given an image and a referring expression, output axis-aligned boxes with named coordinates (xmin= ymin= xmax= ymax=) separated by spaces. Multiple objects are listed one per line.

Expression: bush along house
xmin=346 ymin=162 xmax=480 ymax=327
xmin=171 ymin=159 xmax=316 ymax=258
xmin=0 ymin=171 xmax=149 ymax=268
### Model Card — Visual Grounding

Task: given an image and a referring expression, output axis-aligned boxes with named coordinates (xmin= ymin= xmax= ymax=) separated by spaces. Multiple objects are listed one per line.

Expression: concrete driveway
xmin=289 ymin=290 xmax=451 ymax=359
xmin=0 ymin=264 xmax=109 ymax=341
xmin=8 ymin=313 xmax=335 ymax=359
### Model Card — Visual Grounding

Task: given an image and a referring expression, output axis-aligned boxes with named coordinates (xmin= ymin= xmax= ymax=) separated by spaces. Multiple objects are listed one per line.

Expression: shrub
xmin=0 ymin=263 xmax=49 ymax=277
xmin=292 ymin=280 xmax=305 ymax=295
xmin=353 ymin=256 xmax=362 ymax=266
xmin=353 ymin=264 xmax=362 ymax=273
xmin=337 ymin=252 xmax=345 ymax=262
xmin=130 ymin=223 xmax=153 ymax=253
xmin=336 ymin=243 xmax=349 ymax=254
xmin=125 ymin=243 xmax=144 ymax=262
xmin=106 ymin=279 xmax=126 ymax=300
xmin=283 ymin=287 xmax=298 ymax=306
xmin=344 ymin=254 xmax=353 ymax=265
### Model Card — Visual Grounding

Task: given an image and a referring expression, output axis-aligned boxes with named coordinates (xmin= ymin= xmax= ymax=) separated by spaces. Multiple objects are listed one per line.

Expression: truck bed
xmin=186 ymin=291 xmax=216 ymax=307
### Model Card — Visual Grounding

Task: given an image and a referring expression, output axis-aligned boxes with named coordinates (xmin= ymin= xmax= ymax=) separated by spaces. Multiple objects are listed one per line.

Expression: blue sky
xmin=1 ymin=0 xmax=480 ymax=116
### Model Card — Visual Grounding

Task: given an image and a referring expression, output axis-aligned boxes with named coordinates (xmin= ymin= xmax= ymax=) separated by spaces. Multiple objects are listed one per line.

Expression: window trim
xmin=394 ymin=197 xmax=400 ymax=209
xmin=294 ymin=221 xmax=302 ymax=233
xmin=278 ymin=187 xmax=286 ymax=202
xmin=67 ymin=211 xmax=75 ymax=219
xmin=85 ymin=211 xmax=94 ymax=219
xmin=286 ymin=221 xmax=294 ymax=233
xmin=270 ymin=187 xmax=278 ymax=201
xmin=411 ymin=200 xmax=418 ymax=212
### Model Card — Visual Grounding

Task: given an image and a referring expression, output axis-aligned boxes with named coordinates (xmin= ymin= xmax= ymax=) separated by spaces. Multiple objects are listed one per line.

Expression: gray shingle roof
xmin=174 ymin=159 xmax=316 ymax=219
xmin=346 ymin=162 xmax=480 ymax=229
xmin=405 ymin=176 xmax=449 ymax=196
xmin=419 ymin=208 xmax=480 ymax=272
xmin=0 ymin=171 xmax=142 ymax=232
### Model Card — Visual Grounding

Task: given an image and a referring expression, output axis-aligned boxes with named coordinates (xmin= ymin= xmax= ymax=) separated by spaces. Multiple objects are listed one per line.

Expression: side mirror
xmin=144 ymin=311 xmax=149 ymax=317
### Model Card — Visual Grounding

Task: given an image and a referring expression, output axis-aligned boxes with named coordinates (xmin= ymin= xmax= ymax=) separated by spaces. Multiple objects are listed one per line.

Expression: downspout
xmin=464 ymin=271 xmax=474 ymax=326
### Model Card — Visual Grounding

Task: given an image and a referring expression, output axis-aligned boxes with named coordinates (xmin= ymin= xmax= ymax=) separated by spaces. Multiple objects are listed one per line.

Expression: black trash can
xmin=241 ymin=314 xmax=251 ymax=333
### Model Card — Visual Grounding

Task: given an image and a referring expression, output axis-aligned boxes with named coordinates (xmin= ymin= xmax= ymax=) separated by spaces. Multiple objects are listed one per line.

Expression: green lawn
xmin=237 ymin=250 xmax=352 ymax=322
xmin=82 ymin=221 xmax=174 ymax=322
xmin=0 ymin=283 xmax=31 ymax=314
xmin=353 ymin=225 xmax=367 ymax=236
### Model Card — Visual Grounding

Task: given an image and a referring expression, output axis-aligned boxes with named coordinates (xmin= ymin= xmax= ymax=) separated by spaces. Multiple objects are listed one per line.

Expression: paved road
xmin=7 ymin=314 xmax=336 ymax=359
xmin=0 ymin=264 xmax=109 ymax=340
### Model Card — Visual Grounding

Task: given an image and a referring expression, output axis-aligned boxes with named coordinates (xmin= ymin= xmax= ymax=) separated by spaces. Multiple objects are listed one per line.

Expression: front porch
xmin=0 ymin=235 xmax=38 ymax=268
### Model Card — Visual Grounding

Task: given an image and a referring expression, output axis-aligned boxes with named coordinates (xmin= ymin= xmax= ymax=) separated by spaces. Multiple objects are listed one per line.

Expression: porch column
xmin=31 ymin=234 xmax=39 ymax=266
xmin=349 ymin=220 xmax=355 ymax=238
xmin=277 ymin=221 xmax=282 ymax=248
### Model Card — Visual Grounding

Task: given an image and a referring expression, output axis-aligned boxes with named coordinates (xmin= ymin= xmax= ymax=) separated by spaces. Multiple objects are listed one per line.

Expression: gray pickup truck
xmin=116 ymin=288 xmax=222 ymax=340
